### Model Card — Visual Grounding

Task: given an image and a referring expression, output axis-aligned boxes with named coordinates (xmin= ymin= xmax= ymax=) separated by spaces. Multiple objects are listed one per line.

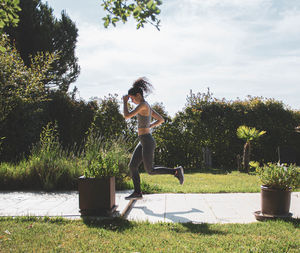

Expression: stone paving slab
xmin=0 ymin=191 xmax=132 ymax=218
xmin=0 ymin=192 xmax=80 ymax=218
xmin=127 ymin=194 xmax=166 ymax=223
xmin=0 ymin=191 xmax=299 ymax=223
xmin=165 ymin=194 xmax=217 ymax=223
xmin=127 ymin=192 xmax=300 ymax=223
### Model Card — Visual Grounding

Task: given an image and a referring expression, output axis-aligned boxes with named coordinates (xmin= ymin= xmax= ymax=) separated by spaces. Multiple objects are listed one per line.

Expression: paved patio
xmin=0 ymin=191 xmax=299 ymax=223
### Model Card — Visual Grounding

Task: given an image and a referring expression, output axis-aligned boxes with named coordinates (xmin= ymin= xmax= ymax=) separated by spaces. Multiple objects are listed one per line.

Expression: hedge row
xmin=1 ymin=89 xmax=300 ymax=171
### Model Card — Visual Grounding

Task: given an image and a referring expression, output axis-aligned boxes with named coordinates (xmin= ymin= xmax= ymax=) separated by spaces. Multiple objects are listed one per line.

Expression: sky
xmin=42 ymin=0 xmax=300 ymax=116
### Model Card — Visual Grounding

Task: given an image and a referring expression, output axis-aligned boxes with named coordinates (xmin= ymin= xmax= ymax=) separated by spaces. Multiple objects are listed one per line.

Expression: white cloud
xmin=45 ymin=0 xmax=300 ymax=115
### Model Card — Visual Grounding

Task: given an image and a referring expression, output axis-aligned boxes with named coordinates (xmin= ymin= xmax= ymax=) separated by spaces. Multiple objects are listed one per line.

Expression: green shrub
xmin=0 ymin=121 xmax=130 ymax=191
xmin=254 ymin=162 xmax=300 ymax=190
xmin=26 ymin=122 xmax=82 ymax=190
xmin=82 ymin=126 xmax=130 ymax=181
xmin=0 ymin=122 xmax=83 ymax=191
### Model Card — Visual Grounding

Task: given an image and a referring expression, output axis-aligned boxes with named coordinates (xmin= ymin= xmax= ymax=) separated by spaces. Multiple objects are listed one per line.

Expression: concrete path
xmin=0 ymin=191 xmax=299 ymax=224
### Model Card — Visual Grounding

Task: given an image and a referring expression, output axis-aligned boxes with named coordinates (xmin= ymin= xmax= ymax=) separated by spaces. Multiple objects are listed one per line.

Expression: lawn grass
xmin=0 ymin=217 xmax=299 ymax=252
xmin=138 ymin=171 xmax=262 ymax=193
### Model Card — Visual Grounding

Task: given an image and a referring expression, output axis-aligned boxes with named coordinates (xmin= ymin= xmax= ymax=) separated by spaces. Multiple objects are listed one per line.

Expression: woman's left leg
xmin=140 ymin=134 xmax=176 ymax=175
xmin=125 ymin=142 xmax=144 ymax=200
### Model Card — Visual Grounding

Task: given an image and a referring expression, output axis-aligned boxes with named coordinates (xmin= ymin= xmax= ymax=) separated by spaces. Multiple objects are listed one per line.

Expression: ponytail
xmin=128 ymin=77 xmax=153 ymax=97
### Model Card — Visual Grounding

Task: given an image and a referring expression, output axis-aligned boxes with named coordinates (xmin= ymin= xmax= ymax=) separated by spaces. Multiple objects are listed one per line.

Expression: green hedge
xmin=1 ymin=89 xmax=300 ymax=172
xmin=153 ymin=90 xmax=300 ymax=170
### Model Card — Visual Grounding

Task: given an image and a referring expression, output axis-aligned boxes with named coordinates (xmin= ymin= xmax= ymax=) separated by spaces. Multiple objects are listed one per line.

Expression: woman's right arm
xmin=123 ymin=96 xmax=144 ymax=119
xmin=123 ymin=95 xmax=130 ymax=119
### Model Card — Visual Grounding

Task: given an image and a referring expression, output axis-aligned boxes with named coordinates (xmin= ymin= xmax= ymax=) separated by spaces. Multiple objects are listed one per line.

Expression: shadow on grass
xmin=0 ymin=216 xmax=73 ymax=225
xmin=261 ymin=217 xmax=300 ymax=228
xmin=182 ymin=167 xmax=232 ymax=175
xmin=82 ymin=216 xmax=226 ymax=235
xmin=181 ymin=222 xmax=226 ymax=235
xmin=82 ymin=216 xmax=134 ymax=232
xmin=286 ymin=218 xmax=300 ymax=228
xmin=140 ymin=181 xmax=163 ymax=194
xmin=118 ymin=179 xmax=164 ymax=193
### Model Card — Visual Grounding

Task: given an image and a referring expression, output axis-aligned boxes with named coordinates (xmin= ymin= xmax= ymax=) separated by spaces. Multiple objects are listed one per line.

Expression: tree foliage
xmin=0 ymin=0 xmax=21 ymax=31
xmin=1 ymin=76 xmax=300 ymax=171
xmin=0 ymin=34 xmax=57 ymax=158
xmin=102 ymin=0 xmax=162 ymax=30
xmin=0 ymin=90 xmax=128 ymax=163
xmin=92 ymin=94 xmax=127 ymax=140
xmin=152 ymin=90 xmax=300 ymax=170
xmin=237 ymin=126 xmax=266 ymax=142
xmin=0 ymin=0 xmax=21 ymax=52
xmin=5 ymin=0 xmax=80 ymax=91
xmin=0 ymin=34 xmax=56 ymax=122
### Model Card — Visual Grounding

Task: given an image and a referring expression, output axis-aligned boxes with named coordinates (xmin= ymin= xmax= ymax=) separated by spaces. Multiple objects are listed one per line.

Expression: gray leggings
xmin=129 ymin=133 xmax=175 ymax=193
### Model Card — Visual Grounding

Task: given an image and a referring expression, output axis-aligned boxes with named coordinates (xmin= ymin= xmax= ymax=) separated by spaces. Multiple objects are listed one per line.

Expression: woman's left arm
xmin=150 ymin=109 xmax=165 ymax=128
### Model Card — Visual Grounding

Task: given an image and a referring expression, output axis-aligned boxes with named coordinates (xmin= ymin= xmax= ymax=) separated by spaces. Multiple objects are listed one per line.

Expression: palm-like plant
xmin=237 ymin=125 xmax=266 ymax=173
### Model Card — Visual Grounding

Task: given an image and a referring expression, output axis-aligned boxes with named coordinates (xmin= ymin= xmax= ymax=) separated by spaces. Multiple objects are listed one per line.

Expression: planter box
xmin=78 ymin=176 xmax=117 ymax=216
xmin=261 ymin=185 xmax=291 ymax=216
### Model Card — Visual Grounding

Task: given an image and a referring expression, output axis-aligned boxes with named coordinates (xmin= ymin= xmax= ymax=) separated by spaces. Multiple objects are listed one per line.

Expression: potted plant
xmin=253 ymin=162 xmax=300 ymax=219
xmin=78 ymin=131 xmax=121 ymax=216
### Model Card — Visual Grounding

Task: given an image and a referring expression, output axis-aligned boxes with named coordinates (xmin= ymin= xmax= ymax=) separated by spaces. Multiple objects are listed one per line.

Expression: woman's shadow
xmin=134 ymin=205 xmax=203 ymax=223
xmin=133 ymin=205 xmax=225 ymax=234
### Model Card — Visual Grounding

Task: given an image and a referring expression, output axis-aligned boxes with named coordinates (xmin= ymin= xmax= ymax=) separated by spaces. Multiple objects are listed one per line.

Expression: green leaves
xmin=39 ymin=122 xmax=60 ymax=155
xmin=111 ymin=17 xmax=120 ymax=26
xmin=256 ymin=163 xmax=300 ymax=190
xmin=83 ymin=150 xmax=119 ymax=178
xmin=0 ymin=0 xmax=21 ymax=32
xmin=237 ymin=125 xmax=266 ymax=142
xmin=133 ymin=6 xmax=141 ymax=17
xmin=5 ymin=1 xmax=80 ymax=91
xmin=101 ymin=0 xmax=162 ymax=30
xmin=103 ymin=15 xmax=110 ymax=28
xmin=83 ymin=131 xmax=128 ymax=178
xmin=0 ymin=34 xmax=57 ymax=122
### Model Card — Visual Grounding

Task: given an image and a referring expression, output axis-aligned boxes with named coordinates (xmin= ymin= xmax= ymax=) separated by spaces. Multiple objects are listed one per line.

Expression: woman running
xmin=123 ymin=77 xmax=184 ymax=200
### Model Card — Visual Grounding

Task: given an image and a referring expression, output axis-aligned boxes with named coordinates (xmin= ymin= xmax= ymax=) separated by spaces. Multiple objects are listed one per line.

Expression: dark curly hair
xmin=128 ymin=77 xmax=153 ymax=97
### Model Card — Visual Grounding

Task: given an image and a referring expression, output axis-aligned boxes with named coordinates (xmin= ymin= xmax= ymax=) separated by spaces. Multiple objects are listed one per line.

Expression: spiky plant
xmin=237 ymin=125 xmax=266 ymax=173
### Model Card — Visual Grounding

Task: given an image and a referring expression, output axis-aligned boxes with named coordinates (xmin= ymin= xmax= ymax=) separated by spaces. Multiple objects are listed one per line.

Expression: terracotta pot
xmin=78 ymin=176 xmax=117 ymax=216
xmin=261 ymin=185 xmax=291 ymax=216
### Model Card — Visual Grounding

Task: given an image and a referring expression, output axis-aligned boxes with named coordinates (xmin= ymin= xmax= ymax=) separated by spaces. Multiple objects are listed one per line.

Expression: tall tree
xmin=5 ymin=0 xmax=80 ymax=91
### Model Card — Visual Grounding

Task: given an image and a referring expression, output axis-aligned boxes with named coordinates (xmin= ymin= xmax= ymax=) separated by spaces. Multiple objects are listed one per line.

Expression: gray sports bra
xmin=137 ymin=102 xmax=151 ymax=128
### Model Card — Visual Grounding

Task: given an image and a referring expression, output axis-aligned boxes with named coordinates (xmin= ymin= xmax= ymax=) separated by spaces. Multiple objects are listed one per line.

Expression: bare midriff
xmin=138 ymin=128 xmax=151 ymax=136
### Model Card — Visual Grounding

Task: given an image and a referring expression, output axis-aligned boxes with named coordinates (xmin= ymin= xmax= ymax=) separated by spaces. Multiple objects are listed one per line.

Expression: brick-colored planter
xmin=78 ymin=176 xmax=117 ymax=216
